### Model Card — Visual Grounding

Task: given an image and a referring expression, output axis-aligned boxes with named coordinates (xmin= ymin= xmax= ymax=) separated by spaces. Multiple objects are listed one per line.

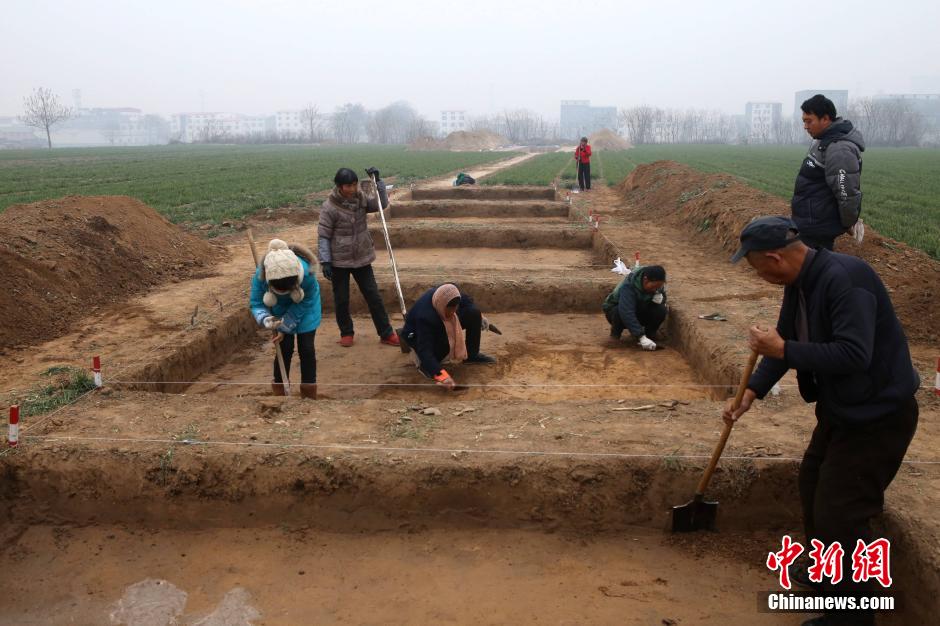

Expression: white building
xmin=170 ymin=112 xmax=273 ymax=143
xmin=440 ymin=110 xmax=467 ymax=135
xmin=744 ymin=102 xmax=782 ymax=143
xmin=275 ymin=110 xmax=305 ymax=138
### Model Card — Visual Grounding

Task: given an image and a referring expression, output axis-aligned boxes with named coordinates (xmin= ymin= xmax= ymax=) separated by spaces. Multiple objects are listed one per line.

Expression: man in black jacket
xmin=725 ymin=217 xmax=919 ymax=626
xmin=792 ymin=94 xmax=865 ymax=251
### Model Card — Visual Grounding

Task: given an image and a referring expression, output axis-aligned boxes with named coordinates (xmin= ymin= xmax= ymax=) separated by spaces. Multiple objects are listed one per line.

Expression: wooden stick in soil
xmin=247 ymin=229 xmax=291 ymax=396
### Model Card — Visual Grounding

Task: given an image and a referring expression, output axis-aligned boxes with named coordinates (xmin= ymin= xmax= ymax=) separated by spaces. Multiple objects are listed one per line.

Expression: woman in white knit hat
xmin=249 ymin=239 xmax=321 ymax=398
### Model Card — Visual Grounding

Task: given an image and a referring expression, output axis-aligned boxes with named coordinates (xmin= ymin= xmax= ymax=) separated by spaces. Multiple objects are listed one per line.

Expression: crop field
xmin=513 ymin=146 xmax=940 ymax=258
xmin=0 ymin=145 xmax=516 ymax=226
xmin=481 ymin=152 xmax=574 ymax=186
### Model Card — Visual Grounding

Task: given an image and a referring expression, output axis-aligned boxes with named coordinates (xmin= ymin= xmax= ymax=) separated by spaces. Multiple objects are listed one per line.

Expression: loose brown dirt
xmin=0 ymin=195 xmax=221 ymax=352
xmin=616 ymin=161 xmax=940 ymax=343
xmin=589 ymin=128 xmax=632 ymax=150
xmin=1 ymin=163 xmax=937 ymax=624
xmin=409 ymin=130 xmax=509 ymax=151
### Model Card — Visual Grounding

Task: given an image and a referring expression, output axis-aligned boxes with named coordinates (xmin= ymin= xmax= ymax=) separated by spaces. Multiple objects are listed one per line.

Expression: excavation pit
xmin=183 ymin=314 xmax=713 ymax=402
xmin=1 ymin=441 xmax=918 ymax=624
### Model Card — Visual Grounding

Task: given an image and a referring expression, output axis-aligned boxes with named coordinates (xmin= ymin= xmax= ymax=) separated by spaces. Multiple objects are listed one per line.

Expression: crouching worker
xmin=399 ymin=284 xmax=496 ymax=391
xmin=602 ymin=265 xmax=667 ymax=351
xmin=249 ymin=239 xmax=321 ymax=399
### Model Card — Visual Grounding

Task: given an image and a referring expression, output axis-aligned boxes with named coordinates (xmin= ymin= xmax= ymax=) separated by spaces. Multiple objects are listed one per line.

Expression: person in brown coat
xmin=318 ymin=167 xmax=399 ymax=348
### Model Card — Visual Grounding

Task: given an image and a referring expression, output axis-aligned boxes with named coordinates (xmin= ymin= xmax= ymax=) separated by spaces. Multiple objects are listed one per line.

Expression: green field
xmin=481 ymin=152 xmax=575 ymax=186
xmin=496 ymin=146 xmax=940 ymax=258
xmin=0 ymin=145 xmax=516 ymax=225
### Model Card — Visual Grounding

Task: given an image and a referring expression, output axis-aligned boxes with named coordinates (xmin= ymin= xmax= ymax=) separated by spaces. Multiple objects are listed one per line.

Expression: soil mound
xmin=0 ymin=196 xmax=220 ymax=352
xmin=589 ymin=129 xmax=631 ymax=150
xmin=616 ymin=161 xmax=940 ymax=342
xmin=409 ymin=130 xmax=508 ymax=151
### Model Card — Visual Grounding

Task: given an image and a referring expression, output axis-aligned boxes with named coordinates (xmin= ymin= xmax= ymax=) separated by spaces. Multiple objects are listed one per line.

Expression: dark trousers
xmin=330 ymin=264 xmax=393 ymax=338
xmin=273 ymin=330 xmax=317 ymax=384
xmin=605 ymin=301 xmax=666 ymax=340
xmin=800 ymin=233 xmax=836 ymax=251
xmin=577 ymin=162 xmax=591 ymax=190
xmin=798 ymin=397 xmax=918 ymax=625
xmin=457 ymin=307 xmax=482 ymax=359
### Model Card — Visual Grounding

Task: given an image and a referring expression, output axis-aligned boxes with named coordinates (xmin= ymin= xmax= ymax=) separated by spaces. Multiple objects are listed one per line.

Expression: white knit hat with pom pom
xmin=262 ymin=239 xmax=305 ymax=307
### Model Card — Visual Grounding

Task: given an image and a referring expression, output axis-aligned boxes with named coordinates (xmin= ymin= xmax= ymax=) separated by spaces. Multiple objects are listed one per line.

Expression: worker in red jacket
xmin=574 ymin=137 xmax=592 ymax=191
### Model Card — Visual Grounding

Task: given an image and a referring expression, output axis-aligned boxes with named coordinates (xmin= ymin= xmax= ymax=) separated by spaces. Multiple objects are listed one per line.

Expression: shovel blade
xmin=671 ymin=497 xmax=719 ymax=532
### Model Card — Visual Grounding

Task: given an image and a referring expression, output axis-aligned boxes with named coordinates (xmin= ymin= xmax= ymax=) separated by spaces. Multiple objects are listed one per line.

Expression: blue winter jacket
xmin=249 ymin=257 xmax=321 ymax=334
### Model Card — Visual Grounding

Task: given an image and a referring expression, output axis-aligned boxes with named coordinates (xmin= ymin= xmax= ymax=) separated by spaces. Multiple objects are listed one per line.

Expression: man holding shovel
xmin=574 ymin=137 xmax=592 ymax=191
xmin=725 ymin=216 xmax=919 ymax=626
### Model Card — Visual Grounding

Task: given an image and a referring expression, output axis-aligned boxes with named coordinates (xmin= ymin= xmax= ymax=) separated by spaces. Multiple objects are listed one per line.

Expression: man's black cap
xmin=731 ymin=216 xmax=801 ymax=263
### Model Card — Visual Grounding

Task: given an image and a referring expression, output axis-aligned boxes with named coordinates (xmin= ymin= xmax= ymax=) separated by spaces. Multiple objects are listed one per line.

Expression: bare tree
xmin=20 ymin=87 xmax=72 ymax=149
xmin=367 ymin=101 xmax=425 ymax=144
xmin=619 ymin=106 xmax=656 ymax=145
xmin=299 ymin=103 xmax=321 ymax=142
xmin=330 ymin=103 xmax=367 ymax=144
xmin=848 ymin=97 xmax=927 ymax=146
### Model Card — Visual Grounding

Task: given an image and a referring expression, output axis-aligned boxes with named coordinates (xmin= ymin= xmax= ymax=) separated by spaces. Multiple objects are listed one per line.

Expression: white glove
xmin=610 ymin=257 xmax=631 ymax=276
xmin=638 ymin=335 xmax=657 ymax=351
xmin=263 ymin=316 xmax=280 ymax=330
xmin=652 ymin=292 xmax=664 ymax=304
xmin=850 ymin=219 xmax=865 ymax=243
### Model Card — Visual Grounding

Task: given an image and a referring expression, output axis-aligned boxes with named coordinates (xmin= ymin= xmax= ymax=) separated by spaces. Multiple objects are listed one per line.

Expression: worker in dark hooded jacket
xmin=792 ymin=94 xmax=865 ymax=251
xmin=399 ymin=284 xmax=496 ymax=390
xmin=602 ymin=265 xmax=667 ymax=351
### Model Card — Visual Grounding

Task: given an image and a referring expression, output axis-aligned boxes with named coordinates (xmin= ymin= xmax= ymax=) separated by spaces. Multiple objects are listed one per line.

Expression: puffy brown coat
xmin=317 ymin=182 xmax=387 ymax=268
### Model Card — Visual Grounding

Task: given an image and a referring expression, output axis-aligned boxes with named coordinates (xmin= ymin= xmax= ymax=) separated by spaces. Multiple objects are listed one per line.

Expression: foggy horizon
xmin=3 ymin=0 xmax=940 ymax=121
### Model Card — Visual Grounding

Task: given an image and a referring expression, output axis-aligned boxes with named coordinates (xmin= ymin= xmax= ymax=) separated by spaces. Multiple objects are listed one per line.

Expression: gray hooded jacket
xmin=791 ymin=119 xmax=865 ymax=238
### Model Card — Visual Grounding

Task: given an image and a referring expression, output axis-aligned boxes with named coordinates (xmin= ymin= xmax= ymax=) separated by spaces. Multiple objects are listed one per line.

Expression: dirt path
xmin=416 ymin=152 xmax=537 ymax=189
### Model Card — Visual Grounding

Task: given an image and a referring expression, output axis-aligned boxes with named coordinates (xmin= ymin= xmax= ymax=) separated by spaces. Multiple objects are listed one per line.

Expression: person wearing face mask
xmin=249 ymin=239 xmax=322 ymax=398
xmin=318 ymin=167 xmax=400 ymax=348
xmin=398 ymin=283 xmax=496 ymax=391
xmin=601 ymin=264 xmax=667 ymax=350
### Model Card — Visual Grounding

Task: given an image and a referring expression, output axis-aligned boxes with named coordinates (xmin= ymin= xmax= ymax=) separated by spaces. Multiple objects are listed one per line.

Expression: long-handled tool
xmin=671 ymin=349 xmax=759 ymax=532
xmin=247 ymin=229 xmax=291 ymax=396
xmin=369 ymin=172 xmax=407 ymax=319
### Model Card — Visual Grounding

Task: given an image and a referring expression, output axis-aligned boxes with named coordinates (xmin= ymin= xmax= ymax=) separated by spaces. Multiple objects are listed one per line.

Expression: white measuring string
xmin=18 ymin=434 xmax=940 ymax=466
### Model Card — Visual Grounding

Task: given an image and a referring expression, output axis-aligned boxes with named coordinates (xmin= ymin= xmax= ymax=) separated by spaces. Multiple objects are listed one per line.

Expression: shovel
xmin=671 ymin=349 xmax=759 ymax=532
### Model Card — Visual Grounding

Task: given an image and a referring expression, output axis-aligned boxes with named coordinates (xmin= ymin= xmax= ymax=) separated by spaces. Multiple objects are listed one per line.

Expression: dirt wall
xmin=617 ymin=162 xmax=939 ymax=343
xmin=0 ymin=196 xmax=221 ymax=352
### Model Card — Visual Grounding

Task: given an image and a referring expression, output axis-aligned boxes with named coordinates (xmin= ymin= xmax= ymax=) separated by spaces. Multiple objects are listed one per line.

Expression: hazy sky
xmin=3 ymin=0 xmax=939 ymax=119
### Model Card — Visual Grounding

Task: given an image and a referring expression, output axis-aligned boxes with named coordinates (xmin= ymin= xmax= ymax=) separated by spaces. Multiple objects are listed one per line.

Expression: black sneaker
xmin=464 ymin=353 xmax=496 ymax=364
xmin=396 ymin=327 xmax=412 ymax=354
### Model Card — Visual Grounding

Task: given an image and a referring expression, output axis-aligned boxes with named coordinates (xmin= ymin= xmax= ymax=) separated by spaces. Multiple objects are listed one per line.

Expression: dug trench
xmin=1 ymin=184 xmax=936 ymax=623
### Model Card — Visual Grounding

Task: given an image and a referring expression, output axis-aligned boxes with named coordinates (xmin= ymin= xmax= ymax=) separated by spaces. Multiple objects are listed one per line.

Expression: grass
xmin=506 ymin=146 xmax=940 ymax=258
xmin=0 ymin=144 xmax=517 ymax=226
xmin=481 ymin=152 xmax=575 ymax=186
xmin=14 ymin=365 xmax=96 ymax=416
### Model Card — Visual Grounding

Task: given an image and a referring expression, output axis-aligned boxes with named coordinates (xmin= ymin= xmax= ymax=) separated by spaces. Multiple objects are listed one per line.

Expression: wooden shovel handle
xmin=246 ymin=229 xmax=290 ymax=394
xmin=695 ymin=349 xmax=759 ymax=496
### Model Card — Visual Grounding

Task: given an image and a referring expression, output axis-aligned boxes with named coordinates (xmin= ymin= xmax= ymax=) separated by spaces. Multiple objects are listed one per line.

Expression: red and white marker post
xmin=92 ymin=356 xmax=102 ymax=388
xmin=934 ymin=357 xmax=939 ymax=397
xmin=8 ymin=405 xmax=19 ymax=447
